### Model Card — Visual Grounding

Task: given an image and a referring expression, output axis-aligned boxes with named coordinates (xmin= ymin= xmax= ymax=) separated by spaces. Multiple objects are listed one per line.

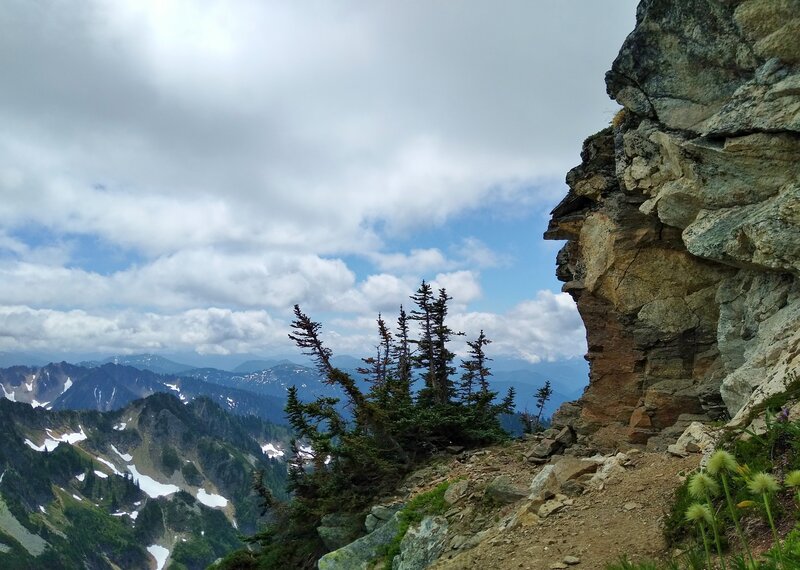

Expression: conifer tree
xmin=390 ymin=306 xmax=413 ymax=408
xmin=533 ymin=380 xmax=553 ymax=432
xmin=430 ymin=288 xmax=458 ymax=405
xmin=459 ymin=330 xmax=492 ymax=402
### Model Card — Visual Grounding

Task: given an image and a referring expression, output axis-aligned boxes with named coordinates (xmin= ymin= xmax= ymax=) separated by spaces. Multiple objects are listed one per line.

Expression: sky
xmin=0 ymin=0 xmax=638 ymax=365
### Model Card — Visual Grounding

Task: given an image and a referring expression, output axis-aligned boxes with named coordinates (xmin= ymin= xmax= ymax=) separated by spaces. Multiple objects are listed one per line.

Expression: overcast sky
xmin=0 ymin=0 xmax=638 ymax=364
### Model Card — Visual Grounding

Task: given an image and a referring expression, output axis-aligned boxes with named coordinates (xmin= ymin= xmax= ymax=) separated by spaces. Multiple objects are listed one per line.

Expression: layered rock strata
xmin=547 ymin=0 xmax=800 ymax=447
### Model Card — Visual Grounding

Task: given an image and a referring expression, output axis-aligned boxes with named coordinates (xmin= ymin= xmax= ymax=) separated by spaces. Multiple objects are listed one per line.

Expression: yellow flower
xmin=689 ymin=472 xmax=720 ymax=499
xmin=748 ymin=472 xmax=780 ymax=495
xmin=736 ymin=500 xmax=757 ymax=509
xmin=707 ymin=450 xmax=739 ymax=475
xmin=685 ymin=503 xmax=713 ymax=525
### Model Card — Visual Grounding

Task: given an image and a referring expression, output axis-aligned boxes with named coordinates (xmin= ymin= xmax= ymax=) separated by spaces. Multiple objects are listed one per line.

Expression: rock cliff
xmin=547 ymin=0 xmax=800 ymax=447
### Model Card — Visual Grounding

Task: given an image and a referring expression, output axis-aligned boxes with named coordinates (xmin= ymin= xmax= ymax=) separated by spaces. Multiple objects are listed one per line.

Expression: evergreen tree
xmin=459 ymin=330 xmax=492 ymax=402
xmin=533 ymin=380 xmax=553 ymax=432
xmin=391 ymin=306 xmax=413 ymax=408
xmin=430 ymin=288 xmax=458 ymax=405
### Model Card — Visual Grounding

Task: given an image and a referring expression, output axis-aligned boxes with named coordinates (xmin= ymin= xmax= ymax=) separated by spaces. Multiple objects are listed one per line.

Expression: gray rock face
xmin=392 ymin=516 xmax=448 ymax=570
xmin=547 ymin=0 xmax=800 ymax=445
xmin=317 ymin=512 xmax=402 ymax=570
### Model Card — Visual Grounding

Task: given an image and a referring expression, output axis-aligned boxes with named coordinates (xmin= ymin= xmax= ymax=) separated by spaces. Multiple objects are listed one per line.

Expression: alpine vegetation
xmin=219 ymin=281 xmax=515 ymax=569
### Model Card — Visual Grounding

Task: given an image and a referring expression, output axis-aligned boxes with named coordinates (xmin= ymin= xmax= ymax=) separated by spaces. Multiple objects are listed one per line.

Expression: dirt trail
xmin=430 ymin=451 xmax=699 ymax=570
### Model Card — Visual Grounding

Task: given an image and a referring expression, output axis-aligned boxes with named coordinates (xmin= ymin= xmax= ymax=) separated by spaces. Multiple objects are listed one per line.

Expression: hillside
xmin=0 ymin=394 xmax=291 ymax=569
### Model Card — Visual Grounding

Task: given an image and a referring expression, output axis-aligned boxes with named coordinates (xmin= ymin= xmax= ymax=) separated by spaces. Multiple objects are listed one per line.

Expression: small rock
xmin=444 ymin=479 xmax=470 ymax=505
xmin=549 ymin=563 xmax=568 ymax=569
xmin=538 ymin=499 xmax=565 ymax=518
xmin=554 ymin=426 xmax=576 ymax=446
xmin=623 ymin=502 xmax=641 ymax=511
xmin=528 ymin=438 xmax=561 ymax=459
xmin=563 ymin=555 xmax=581 ymax=565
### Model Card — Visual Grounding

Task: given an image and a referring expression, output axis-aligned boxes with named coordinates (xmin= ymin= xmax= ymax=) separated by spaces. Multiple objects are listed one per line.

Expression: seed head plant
xmin=686 ymin=502 xmax=714 ymax=569
xmin=784 ymin=470 xmax=800 ymax=506
xmin=749 ymin=472 xmax=785 ymax=570
xmin=689 ymin=472 xmax=726 ymax=569
xmin=709 ymin=450 xmax=754 ymax=567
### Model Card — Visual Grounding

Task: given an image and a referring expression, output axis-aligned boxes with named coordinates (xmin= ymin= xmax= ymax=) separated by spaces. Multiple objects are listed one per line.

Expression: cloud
xmin=368 ymin=249 xmax=450 ymax=274
xmin=0 ymin=0 xmax=638 ymax=358
xmin=0 ymin=305 xmax=285 ymax=356
xmin=0 ymin=0 xmax=636 ymax=259
xmin=449 ymin=291 xmax=587 ymax=362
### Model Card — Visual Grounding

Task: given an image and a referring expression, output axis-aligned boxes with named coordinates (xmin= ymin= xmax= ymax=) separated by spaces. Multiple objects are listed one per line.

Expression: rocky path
xmin=429 ymin=451 xmax=699 ymax=570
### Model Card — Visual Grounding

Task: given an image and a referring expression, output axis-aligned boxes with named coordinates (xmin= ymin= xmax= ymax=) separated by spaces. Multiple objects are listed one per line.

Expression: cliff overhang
xmin=547 ymin=0 xmax=800 ymax=449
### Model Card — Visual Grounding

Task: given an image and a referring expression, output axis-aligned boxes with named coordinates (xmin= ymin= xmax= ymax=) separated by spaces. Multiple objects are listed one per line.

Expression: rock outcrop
xmin=547 ymin=0 xmax=800 ymax=447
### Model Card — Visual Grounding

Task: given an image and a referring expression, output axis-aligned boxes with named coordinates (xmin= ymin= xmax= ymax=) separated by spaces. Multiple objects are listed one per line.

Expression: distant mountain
xmin=0 ymin=363 xmax=291 ymax=425
xmin=99 ymin=354 xmax=196 ymax=375
xmin=0 ymin=393 xmax=290 ymax=569
xmin=232 ymin=359 xmax=284 ymax=373
xmin=180 ymin=362 xmax=344 ymax=402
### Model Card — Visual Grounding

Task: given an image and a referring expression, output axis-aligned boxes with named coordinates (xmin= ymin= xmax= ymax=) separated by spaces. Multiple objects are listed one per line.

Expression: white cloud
xmin=449 ymin=291 xmax=587 ymax=362
xmin=0 ymin=305 xmax=285 ymax=355
xmin=0 ymin=1 xmax=636 ymax=258
xmin=431 ymin=271 xmax=482 ymax=306
xmin=369 ymin=249 xmax=450 ymax=274
xmin=0 ymin=0 xmax=638 ymax=358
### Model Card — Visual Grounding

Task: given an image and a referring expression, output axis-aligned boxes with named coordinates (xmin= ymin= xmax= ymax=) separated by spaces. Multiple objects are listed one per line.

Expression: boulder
xmin=318 ymin=512 xmax=402 ymax=570
xmin=484 ymin=475 xmax=527 ymax=504
xmin=552 ymin=456 xmax=598 ymax=485
xmin=392 ymin=515 xmax=448 ymax=570
xmin=667 ymin=421 xmax=719 ymax=459
xmin=528 ymin=465 xmax=559 ymax=500
xmin=365 ymin=503 xmax=403 ymax=533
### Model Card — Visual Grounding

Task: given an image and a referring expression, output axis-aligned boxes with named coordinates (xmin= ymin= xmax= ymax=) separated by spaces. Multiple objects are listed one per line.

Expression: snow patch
xmin=2 ymin=385 xmax=16 ymax=402
xmin=110 ymin=444 xmax=133 ymax=462
xmin=261 ymin=443 xmax=285 ymax=459
xmin=147 ymin=545 xmax=169 ymax=570
xmin=127 ymin=465 xmax=179 ymax=498
xmin=164 ymin=383 xmax=180 ymax=392
xmin=130 ymin=511 xmax=139 ymax=520
xmin=62 ymin=377 xmax=72 ymax=393
xmin=196 ymin=488 xmax=228 ymax=508
xmin=24 ymin=438 xmax=59 ymax=452
xmin=75 ymin=473 xmax=85 ymax=482
xmin=94 ymin=470 xmax=108 ymax=479
xmin=22 ymin=425 xmax=86 ymax=452
xmin=113 ymin=422 xmax=127 ymax=431
xmin=71 ymin=494 xmax=82 ymax=502
xmin=38 ymin=506 xmax=46 ymax=514
xmin=25 ymin=382 xmax=33 ymax=392
xmin=44 ymin=425 xmax=87 ymax=445
xmin=95 ymin=457 xmax=122 ymax=476
xmin=30 ymin=400 xmax=49 ymax=409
